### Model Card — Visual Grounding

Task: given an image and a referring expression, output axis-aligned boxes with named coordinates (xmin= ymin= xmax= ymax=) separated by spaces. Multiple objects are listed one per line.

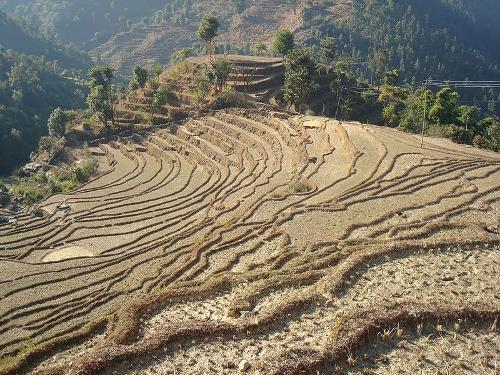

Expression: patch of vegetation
xmin=7 ymin=158 xmax=97 ymax=204
xmin=210 ymin=90 xmax=254 ymax=110
xmin=10 ymin=182 xmax=45 ymax=205
xmin=273 ymin=29 xmax=295 ymax=57
xmin=289 ymin=179 xmax=314 ymax=194
xmin=284 ymin=48 xmax=316 ymax=113
xmin=303 ymin=0 xmax=500 ymax=117
xmin=0 ymin=47 xmax=87 ymax=175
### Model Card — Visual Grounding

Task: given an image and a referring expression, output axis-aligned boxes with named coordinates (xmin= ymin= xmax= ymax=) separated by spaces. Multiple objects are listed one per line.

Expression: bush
xmin=440 ymin=124 xmax=472 ymax=144
xmin=190 ymin=72 xmax=211 ymax=104
xmin=11 ymin=184 xmax=46 ymax=204
xmin=82 ymin=117 xmax=96 ymax=131
xmin=47 ymin=159 xmax=96 ymax=193
xmin=74 ymin=159 xmax=98 ymax=183
xmin=38 ymin=136 xmax=57 ymax=153
xmin=210 ymin=90 xmax=252 ymax=109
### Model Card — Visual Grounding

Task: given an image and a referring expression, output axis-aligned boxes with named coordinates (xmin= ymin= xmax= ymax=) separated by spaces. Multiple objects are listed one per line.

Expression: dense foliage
xmin=303 ymin=0 xmax=500 ymax=116
xmin=396 ymin=86 xmax=500 ymax=151
xmin=0 ymin=10 xmax=91 ymax=69
xmin=284 ymin=49 xmax=316 ymax=111
xmin=0 ymin=48 xmax=86 ymax=174
xmin=0 ymin=0 xmax=166 ymax=49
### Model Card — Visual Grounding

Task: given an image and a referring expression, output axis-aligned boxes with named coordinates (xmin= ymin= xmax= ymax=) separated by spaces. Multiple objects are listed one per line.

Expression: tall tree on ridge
xmin=196 ymin=14 xmax=220 ymax=60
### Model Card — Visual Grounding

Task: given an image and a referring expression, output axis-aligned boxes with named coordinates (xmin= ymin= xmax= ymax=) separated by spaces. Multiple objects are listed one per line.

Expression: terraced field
xmin=0 ymin=109 xmax=499 ymax=375
xmin=90 ymin=0 xmax=304 ymax=76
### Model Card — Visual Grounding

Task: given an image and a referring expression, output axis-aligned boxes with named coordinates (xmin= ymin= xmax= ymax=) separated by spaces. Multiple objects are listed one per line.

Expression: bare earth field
xmin=0 ymin=108 xmax=499 ymax=374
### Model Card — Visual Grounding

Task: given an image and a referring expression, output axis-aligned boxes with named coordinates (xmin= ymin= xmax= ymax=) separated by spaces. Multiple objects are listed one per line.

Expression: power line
xmin=411 ymin=80 xmax=500 ymax=89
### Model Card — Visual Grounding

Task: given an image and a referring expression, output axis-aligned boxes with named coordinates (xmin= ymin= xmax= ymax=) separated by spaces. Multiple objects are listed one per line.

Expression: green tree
xmin=318 ymin=36 xmax=336 ymax=74
xmin=207 ymin=57 xmax=232 ymax=93
xmin=378 ymin=69 xmax=408 ymax=127
xmin=273 ymin=30 xmax=294 ymax=58
xmin=87 ymin=65 xmax=115 ymax=126
xmin=398 ymin=88 xmax=433 ymax=134
xmin=196 ymin=14 xmax=220 ymax=59
xmin=283 ymin=49 xmax=315 ymax=112
xmin=47 ymin=107 xmax=67 ymax=137
xmin=484 ymin=119 xmax=500 ymax=151
xmin=458 ymin=105 xmax=480 ymax=131
xmin=144 ymin=78 xmax=170 ymax=123
xmin=130 ymin=66 xmax=148 ymax=92
xmin=87 ymin=84 xmax=113 ymax=126
xmin=429 ymin=87 xmax=460 ymax=125
xmin=89 ymin=66 xmax=115 ymax=92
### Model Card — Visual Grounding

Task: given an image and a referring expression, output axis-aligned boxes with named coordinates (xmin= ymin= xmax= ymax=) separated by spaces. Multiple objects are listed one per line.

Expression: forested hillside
xmin=1 ymin=0 xmax=498 ymax=88
xmin=0 ymin=0 xmax=167 ymax=49
xmin=0 ymin=10 xmax=88 ymax=174
xmin=303 ymin=0 xmax=500 ymax=83
xmin=0 ymin=10 xmax=91 ymax=69
xmin=299 ymin=0 xmax=500 ymax=117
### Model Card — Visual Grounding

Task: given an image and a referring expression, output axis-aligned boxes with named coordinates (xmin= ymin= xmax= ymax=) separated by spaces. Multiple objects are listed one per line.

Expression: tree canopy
xmin=273 ymin=30 xmax=295 ymax=57
xmin=284 ymin=48 xmax=315 ymax=112
xmin=196 ymin=14 xmax=220 ymax=57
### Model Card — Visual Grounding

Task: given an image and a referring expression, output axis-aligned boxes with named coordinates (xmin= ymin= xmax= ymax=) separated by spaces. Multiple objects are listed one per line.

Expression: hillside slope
xmin=90 ymin=0 xmax=304 ymax=76
xmin=0 ymin=0 xmax=166 ymax=50
xmin=3 ymin=0 xmax=497 ymax=85
xmin=0 ymin=105 xmax=498 ymax=374
xmin=0 ymin=10 xmax=88 ymax=174
xmin=303 ymin=0 xmax=500 ymax=82
xmin=0 ymin=10 xmax=90 ymax=69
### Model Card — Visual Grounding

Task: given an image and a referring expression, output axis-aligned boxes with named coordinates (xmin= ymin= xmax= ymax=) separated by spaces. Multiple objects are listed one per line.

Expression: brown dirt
xmin=0 ymin=106 xmax=498 ymax=375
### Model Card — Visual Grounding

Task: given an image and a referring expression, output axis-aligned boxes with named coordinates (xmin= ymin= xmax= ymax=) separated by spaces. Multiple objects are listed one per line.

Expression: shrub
xmin=47 ymin=159 xmax=96 ymax=193
xmin=289 ymin=179 xmax=314 ymax=194
xmin=74 ymin=159 xmax=98 ymax=183
xmin=82 ymin=117 xmax=96 ymax=131
xmin=211 ymin=90 xmax=254 ymax=110
xmin=38 ymin=136 xmax=57 ymax=153
xmin=440 ymin=124 xmax=472 ymax=144
xmin=190 ymin=72 xmax=211 ymax=104
xmin=11 ymin=184 xmax=46 ymax=204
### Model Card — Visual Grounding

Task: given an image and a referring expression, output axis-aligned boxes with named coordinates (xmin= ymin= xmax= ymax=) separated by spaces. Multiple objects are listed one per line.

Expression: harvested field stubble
xmin=0 ymin=108 xmax=499 ymax=375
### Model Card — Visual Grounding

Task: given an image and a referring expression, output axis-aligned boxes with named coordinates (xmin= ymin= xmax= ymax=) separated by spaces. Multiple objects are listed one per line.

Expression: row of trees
xmin=268 ymin=28 xmax=500 ymax=152
xmin=383 ymin=79 xmax=500 ymax=151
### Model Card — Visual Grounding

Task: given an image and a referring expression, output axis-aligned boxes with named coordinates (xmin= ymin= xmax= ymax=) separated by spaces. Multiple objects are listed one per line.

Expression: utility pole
xmin=420 ymin=80 xmax=428 ymax=148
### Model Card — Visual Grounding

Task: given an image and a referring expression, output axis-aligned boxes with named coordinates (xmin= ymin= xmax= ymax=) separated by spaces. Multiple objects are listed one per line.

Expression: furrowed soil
xmin=0 ymin=106 xmax=498 ymax=375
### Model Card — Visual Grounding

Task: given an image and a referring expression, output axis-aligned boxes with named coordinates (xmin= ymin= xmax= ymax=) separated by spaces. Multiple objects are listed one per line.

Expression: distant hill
xmin=0 ymin=0 xmax=167 ymax=50
xmin=0 ymin=9 xmax=91 ymax=70
xmin=302 ymin=0 xmax=500 ymax=83
xmin=0 ymin=10 xmax=88 ymax=174
xmin=1 ymin=0 xmax=498 ymax=84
